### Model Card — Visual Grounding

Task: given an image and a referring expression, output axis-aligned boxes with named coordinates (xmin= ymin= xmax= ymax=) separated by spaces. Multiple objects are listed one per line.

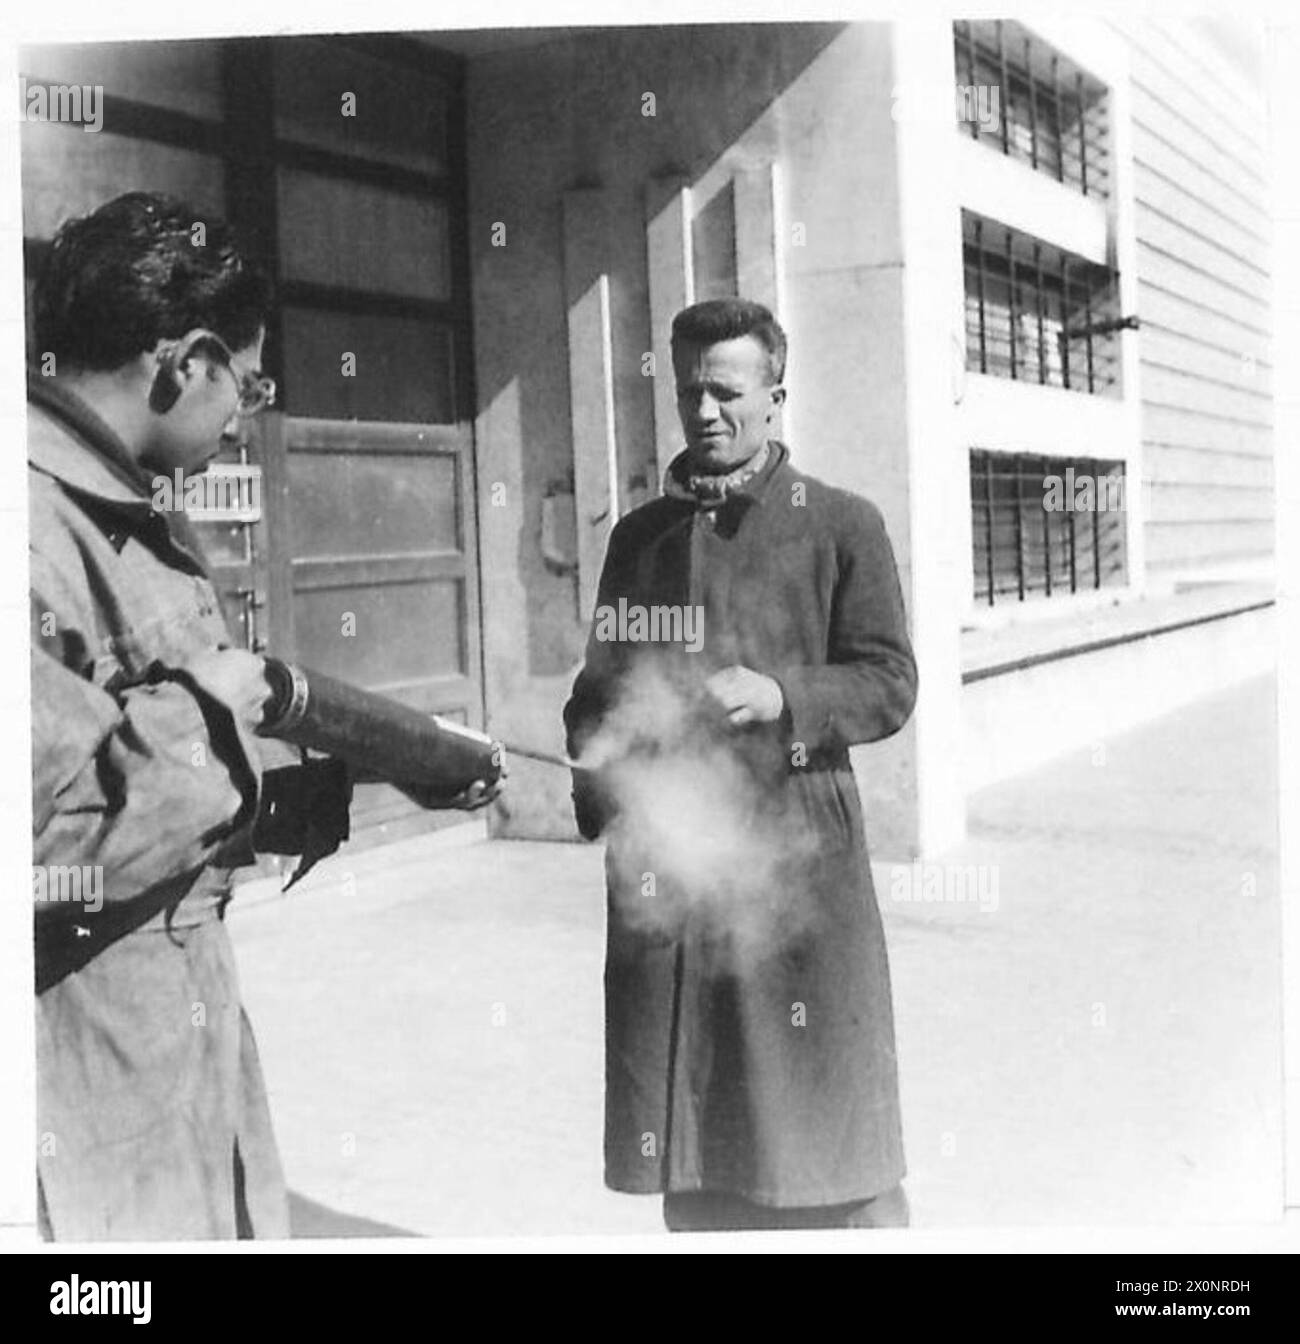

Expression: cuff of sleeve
xmin=775 ymin=667 xmax=839 ymax=758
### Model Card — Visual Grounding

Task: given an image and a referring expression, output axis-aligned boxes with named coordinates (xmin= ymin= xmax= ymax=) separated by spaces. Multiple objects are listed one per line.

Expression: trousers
xmin=663 ymin=1183 xmax=910 ymax=1231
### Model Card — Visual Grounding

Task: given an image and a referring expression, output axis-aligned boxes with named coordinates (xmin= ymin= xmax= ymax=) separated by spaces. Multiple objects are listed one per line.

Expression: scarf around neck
xmin=662 ymin=440 xmax=771 ymax=509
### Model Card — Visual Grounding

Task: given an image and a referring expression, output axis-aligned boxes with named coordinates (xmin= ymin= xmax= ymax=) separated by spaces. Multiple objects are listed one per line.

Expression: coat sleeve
xmin=31 ymin=588 xmax=262 ymax=911
xmin=774 ymin=497 xmax=918 ymax=754
xmin=562 ymin=518 xmax=634 ymax=839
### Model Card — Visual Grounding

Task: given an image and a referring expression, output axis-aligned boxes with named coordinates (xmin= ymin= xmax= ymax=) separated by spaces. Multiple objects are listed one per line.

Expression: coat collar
xmin=27 ymin=370 xmax=213 ymax=573
xmin=735 ymin=439 xmax=788 ymax=506
xmin=27 ymin=371 xmax=157 ymax=512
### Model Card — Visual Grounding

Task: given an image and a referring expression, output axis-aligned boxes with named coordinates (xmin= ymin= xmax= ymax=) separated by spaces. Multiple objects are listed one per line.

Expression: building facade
xmin=21 ymin=17 xmax=1275 ymax=859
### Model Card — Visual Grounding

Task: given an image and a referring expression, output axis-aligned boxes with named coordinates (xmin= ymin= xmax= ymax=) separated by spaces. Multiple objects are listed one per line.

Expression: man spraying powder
xmin=27 ymin=193 xmax=494 ymax=1241
xmin=564 ymin=298 xmax=918 ymax=1231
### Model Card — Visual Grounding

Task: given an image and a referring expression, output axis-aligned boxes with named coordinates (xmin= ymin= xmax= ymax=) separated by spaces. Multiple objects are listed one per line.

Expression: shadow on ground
xmin=288 ymin=1191 xmax=417 ymax=1238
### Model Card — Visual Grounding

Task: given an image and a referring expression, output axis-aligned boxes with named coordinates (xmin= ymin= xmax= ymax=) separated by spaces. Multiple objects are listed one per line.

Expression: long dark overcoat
xmin=564 ymin=441 xmax=918 ymax=1207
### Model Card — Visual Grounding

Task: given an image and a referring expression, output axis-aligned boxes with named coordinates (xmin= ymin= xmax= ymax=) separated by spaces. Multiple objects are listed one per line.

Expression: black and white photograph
xmin=1 ymin=0 xmax=1297 ymax=1277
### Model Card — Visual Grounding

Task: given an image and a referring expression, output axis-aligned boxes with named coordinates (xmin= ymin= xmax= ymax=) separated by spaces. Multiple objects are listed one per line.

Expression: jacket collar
xmin=734 ymin=439 xmax=788 ymax=506
xmin=27 ymin=371 xmax=213 ymax=574
xmin=27 ymin=370 xmax=157 ymax=512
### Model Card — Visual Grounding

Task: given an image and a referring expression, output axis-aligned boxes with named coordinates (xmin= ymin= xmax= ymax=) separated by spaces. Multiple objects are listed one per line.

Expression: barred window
xmin=970 ymin=450 xmax=1128 ymax=606
xmin=954 ymin=18 xmax=1110 ymax=199
xmin=964 ymin=212 xmax=1123 ymax=396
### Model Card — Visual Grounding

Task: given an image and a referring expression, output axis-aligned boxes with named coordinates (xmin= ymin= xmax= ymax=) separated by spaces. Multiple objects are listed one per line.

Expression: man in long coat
xmin=564 ymin=298 xmax=918 ymax=1231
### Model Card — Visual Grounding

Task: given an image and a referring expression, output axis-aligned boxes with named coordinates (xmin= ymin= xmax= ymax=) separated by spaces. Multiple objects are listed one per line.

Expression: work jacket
xmin=564 ymin=441 xmax=918 ymax=1206
xmin=29 ymin=373 xmax=288 ymax=1240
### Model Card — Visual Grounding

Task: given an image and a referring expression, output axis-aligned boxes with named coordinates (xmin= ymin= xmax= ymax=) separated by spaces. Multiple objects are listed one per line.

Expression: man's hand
xmin=183 ymin=648 xmax=275 ymax=729
xmin=453 ymin=778 xmax=503 ymax=811
xmin=395 ymin=775 xmax=503 ymax=812
xmin=705 ymin=665 xmax=785 ymax=727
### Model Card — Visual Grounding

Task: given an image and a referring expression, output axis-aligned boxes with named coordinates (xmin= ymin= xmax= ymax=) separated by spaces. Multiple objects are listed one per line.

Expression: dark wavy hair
xmin=34 ymin=192 xmax=273 ymax=372
xmin=670 ymin=297 xmax=787 ymax=385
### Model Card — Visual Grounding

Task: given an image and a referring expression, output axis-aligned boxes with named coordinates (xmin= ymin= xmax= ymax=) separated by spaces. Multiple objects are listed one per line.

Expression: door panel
xmin=286 ymin=449 xmax=460 ymax=558
xmin=291 ymin=577 xmax=466 ymax=686
xmin=279 ymin=308 xmax=458 ymax=423
xmin=276 ymin=169 xmax=452 ymax=300
xmin=271 ymin=35 xmax=450 ymax=175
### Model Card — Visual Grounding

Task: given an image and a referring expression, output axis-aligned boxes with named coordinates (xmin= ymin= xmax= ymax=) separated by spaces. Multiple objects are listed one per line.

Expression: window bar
xmin=1068 ymin=499 xmax=1078 ymax=592
xmin=1059 ymin=254 xmax=1071 ymax=390
xmin=1025 ymin=34 xmax=1039 ymax=169
xmin=1082 ymin=267 xmax=1096 ymax=393
xmin=1041 ymin=454 xmax=1053 ymax=597
xmin=1006 ymin=228 xmax=1018 ymax=382
xmin=1033 ymin=241 xmax=1046 ymax=384
xmin=983 ymin=452 xmax=996 ymax=606
xmin=1014 ymin=454 xmax=1026 ymax=601
xmin=997 ymin=20 xmax=1010 ymax=155
xmin=1051 ymin=55 xmax=1065 ymax=184
xmin=975 ymin=218 xmax=988 ymax=374
xmin=1076 ymin=71 xmax=1089 ymax=196
xmin=965 ymin=21 xmax=980 ymax=141
xmin=1092 ymin=485 xmax=1102 ymax=588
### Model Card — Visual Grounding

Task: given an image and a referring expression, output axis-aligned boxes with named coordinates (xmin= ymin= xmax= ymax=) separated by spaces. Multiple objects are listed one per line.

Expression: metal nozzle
xmin=498 ymin=740 xmax=588 ymax=772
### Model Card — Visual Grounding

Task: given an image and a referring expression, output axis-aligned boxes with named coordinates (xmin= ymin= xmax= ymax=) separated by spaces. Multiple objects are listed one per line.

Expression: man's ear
xmin=148 ymin=343 xmax=183 ymax=414
xmin=147 ymin=330 xmax=215 ymax=414
xmin=768 ymin=385 xmax=787 ymax=415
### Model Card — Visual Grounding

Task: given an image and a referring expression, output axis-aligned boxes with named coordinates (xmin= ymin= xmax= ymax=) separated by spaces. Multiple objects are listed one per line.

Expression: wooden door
xmin=255 ymin=36 xmax=480 ymax=841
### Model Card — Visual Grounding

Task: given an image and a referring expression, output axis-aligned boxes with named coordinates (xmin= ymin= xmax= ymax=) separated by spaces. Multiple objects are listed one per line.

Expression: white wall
xmin=1110 ymin=16 xmax=1274 ymax=586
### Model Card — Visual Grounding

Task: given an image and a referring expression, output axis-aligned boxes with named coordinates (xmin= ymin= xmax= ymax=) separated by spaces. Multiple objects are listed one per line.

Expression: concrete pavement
xmin=228 ymin=673 xmax=1282 ymax=1237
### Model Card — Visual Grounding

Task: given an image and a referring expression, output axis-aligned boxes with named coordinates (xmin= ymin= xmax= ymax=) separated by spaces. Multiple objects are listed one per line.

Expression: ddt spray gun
xmin=253 ymin=657 xmax=592 ymax=886
xmin=257 ymin=657 xmax=586 ymax=796
xmin=257 ymin=657 xmax=507 ymax=804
